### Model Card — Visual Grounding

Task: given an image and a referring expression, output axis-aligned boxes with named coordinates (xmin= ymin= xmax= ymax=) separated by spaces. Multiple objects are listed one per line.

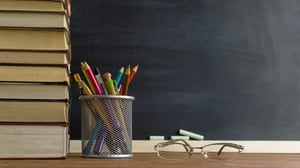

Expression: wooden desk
xmin=1 ymin=153 xmax=299 ymax=168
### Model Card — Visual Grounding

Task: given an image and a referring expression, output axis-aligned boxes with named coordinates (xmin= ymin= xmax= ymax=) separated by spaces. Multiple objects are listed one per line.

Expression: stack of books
xmin=0 ymin=0 xmax=71 ymax=159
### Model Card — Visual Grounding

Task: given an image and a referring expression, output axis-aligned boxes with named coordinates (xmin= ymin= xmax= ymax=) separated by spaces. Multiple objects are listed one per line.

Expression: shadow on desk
xmin=1 ymin=153 xmax=300 ymax=168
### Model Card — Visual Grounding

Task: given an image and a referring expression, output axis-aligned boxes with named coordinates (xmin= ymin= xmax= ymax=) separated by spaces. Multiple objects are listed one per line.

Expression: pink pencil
xmin=84 ymin=62 xmax=104 ymax=95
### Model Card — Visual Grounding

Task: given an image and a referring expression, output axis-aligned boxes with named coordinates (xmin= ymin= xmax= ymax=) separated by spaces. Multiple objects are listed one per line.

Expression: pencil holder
xmin=80 ymin=95 xmax=134 ymax=158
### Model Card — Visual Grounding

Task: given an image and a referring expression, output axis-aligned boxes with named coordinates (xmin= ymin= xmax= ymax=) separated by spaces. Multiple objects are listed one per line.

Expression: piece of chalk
xmin=170 ymin=136 xmax=190 ymax=141
xmin=179 ymin=129 xmax=204 ymax=140
xmin=149 ymin=136 xmax=165 ymax=141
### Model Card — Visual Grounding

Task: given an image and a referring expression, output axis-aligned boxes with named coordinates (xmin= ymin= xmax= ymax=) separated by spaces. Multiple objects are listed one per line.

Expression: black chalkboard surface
xmin=70 ymin=0 xmax=300 ymax=140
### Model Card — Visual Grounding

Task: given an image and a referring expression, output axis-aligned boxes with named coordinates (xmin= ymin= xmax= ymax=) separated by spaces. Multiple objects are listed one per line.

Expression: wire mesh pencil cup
xmin=80 ymin=95 xmax=134 ymax=158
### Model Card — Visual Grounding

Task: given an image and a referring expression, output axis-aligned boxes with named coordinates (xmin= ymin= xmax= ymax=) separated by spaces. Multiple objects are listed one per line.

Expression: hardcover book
xmin=0 ymin=28 xmax=70 ymax=51
xmin=0 ymin=123 xmax=69 ymax=158
xmin=0 ymin=0 xmax=70 ymax=15
xmin=0 ymin=101 xmax=69 ymax=123
xmin=0 ymin=65 xmax=69 ymax=83
xmin=0 ymin=51 xmax=70 ymax=65
xmin=0 ymin=10 xmax=69 ymax=30
xmin=0 ymin=83 xmax=69 ymax=100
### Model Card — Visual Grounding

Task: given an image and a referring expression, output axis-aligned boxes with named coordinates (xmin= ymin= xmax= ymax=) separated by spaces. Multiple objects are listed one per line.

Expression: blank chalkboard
xmin=70 ymin=0 xmax=300 ymax=140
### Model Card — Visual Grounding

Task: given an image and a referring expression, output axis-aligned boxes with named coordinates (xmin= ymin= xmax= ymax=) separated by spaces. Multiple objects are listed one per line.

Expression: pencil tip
xmin=125 ymin=65 xmax=131 ymax=74
xmin=133 ymin=64 xmax=139 ymax=71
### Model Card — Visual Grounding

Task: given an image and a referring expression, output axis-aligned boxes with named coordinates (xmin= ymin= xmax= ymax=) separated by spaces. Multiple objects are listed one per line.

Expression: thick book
xmin=0 ymin=83 xmax=69 ymax=100
xmin=0 ymin=65 xmax=69 ymax=83
xmin=0 ymin=28 xmax=70 ymax=51
xmin=0 ymin=0 xmax=70 ymax=15
xmin=0 ymin=123 xmax=69 ymax=159
xmin=0 ymin=51 xmax=70 ymax=65
xmin=0 ymin=10 xmax=69 ymax=30
xmin=0 ymin=101 xmax=69 ymax=123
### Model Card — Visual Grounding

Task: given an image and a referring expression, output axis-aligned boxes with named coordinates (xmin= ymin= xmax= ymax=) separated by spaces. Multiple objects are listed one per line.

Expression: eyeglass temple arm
xmin=195 ymin=143 xmax=244 ymax=155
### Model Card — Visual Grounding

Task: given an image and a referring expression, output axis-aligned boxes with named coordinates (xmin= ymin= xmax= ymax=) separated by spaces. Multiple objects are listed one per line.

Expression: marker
xmin=179 ymin=129 xmax=204 ymax=140
xmin=115 ymin=66 xmax=124 ymax=86
xmin=121 ymin=65 xmax=130 ymax=95
xmin=102 ymin=72 xmax=116 ymax=95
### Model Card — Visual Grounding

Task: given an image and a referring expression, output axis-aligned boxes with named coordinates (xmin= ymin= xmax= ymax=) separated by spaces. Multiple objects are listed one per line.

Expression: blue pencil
xmin=84 ymin=119 xmax=103 ymax=155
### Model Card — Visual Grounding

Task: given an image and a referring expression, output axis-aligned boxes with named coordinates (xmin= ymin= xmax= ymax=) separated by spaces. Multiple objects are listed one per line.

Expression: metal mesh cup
xmin=79 ymin=95 xmax=134 ymax=158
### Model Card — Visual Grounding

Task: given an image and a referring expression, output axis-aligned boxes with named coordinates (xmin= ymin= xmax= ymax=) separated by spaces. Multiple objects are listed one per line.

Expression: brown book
xmin=0 ymin=65 xmax=69 ymax=83
xmin=0 ymin=122 xmax=69 ymax=159
xmin=0 ymin=101 xmax=69 ymax=123
xmin=0 ymin=10 xmax=69 ymax=30
xmin=0 ymin=28 xmax=70 ymax=52
xmin=0 ymin=83 xmax=69 ymax=100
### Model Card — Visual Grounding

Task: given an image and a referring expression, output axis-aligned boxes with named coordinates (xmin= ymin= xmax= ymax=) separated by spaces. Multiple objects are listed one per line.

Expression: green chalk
xmin=170 ymin=136 xmax=190 ymax=141
xmin=179 ymin=129 xmax=204 ymax=140
xmin=149 ymin=136 xmax=165 ymax=141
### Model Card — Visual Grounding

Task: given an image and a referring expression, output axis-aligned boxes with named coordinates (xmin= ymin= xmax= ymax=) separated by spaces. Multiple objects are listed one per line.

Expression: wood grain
xmin=1 ymin=153 xmax=300 ymax=168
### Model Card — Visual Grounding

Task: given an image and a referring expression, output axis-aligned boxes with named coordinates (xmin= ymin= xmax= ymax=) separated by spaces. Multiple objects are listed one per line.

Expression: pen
xmin=93 ymin=67 xmax=108 ymax=95
xmin=121 ymin=65 xmax=130 ymax=95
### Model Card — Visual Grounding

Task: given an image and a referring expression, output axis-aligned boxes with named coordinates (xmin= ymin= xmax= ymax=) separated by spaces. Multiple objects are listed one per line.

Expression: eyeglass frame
xmin=154 ymin=139 xmax=244 ymax=159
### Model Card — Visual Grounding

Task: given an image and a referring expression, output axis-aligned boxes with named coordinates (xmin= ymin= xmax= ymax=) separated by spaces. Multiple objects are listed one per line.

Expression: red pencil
xmin=129 ymin=64 xmax=138 ymax=83
xmin=119 ymin=64 xmax=139 ymax=95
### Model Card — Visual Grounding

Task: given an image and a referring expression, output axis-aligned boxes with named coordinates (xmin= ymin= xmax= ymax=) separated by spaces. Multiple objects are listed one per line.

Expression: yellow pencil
xmin=81 ymin=61 xmax=96 ymax=94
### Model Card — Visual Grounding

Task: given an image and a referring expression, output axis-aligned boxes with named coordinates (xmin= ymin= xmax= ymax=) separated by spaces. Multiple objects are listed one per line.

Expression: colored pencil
xmin=121 ymin=65 xmax=131 ymax=95
xmin=129 ymin=64 xmax=138 ymax=83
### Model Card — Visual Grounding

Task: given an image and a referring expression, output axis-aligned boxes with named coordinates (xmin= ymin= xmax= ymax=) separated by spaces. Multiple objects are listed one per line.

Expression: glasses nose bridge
xmin=190 ymin=146 xmax=204 ymax=153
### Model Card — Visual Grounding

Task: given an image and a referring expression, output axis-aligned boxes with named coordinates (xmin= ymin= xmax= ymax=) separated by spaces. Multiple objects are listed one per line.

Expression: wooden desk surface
xmin=1 ymin=153 xmax=300 ymax=168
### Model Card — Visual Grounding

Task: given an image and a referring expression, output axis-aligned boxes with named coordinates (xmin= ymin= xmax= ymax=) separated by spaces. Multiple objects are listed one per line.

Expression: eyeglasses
xmin=154 ymin=139 xmax=244 ymax=160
